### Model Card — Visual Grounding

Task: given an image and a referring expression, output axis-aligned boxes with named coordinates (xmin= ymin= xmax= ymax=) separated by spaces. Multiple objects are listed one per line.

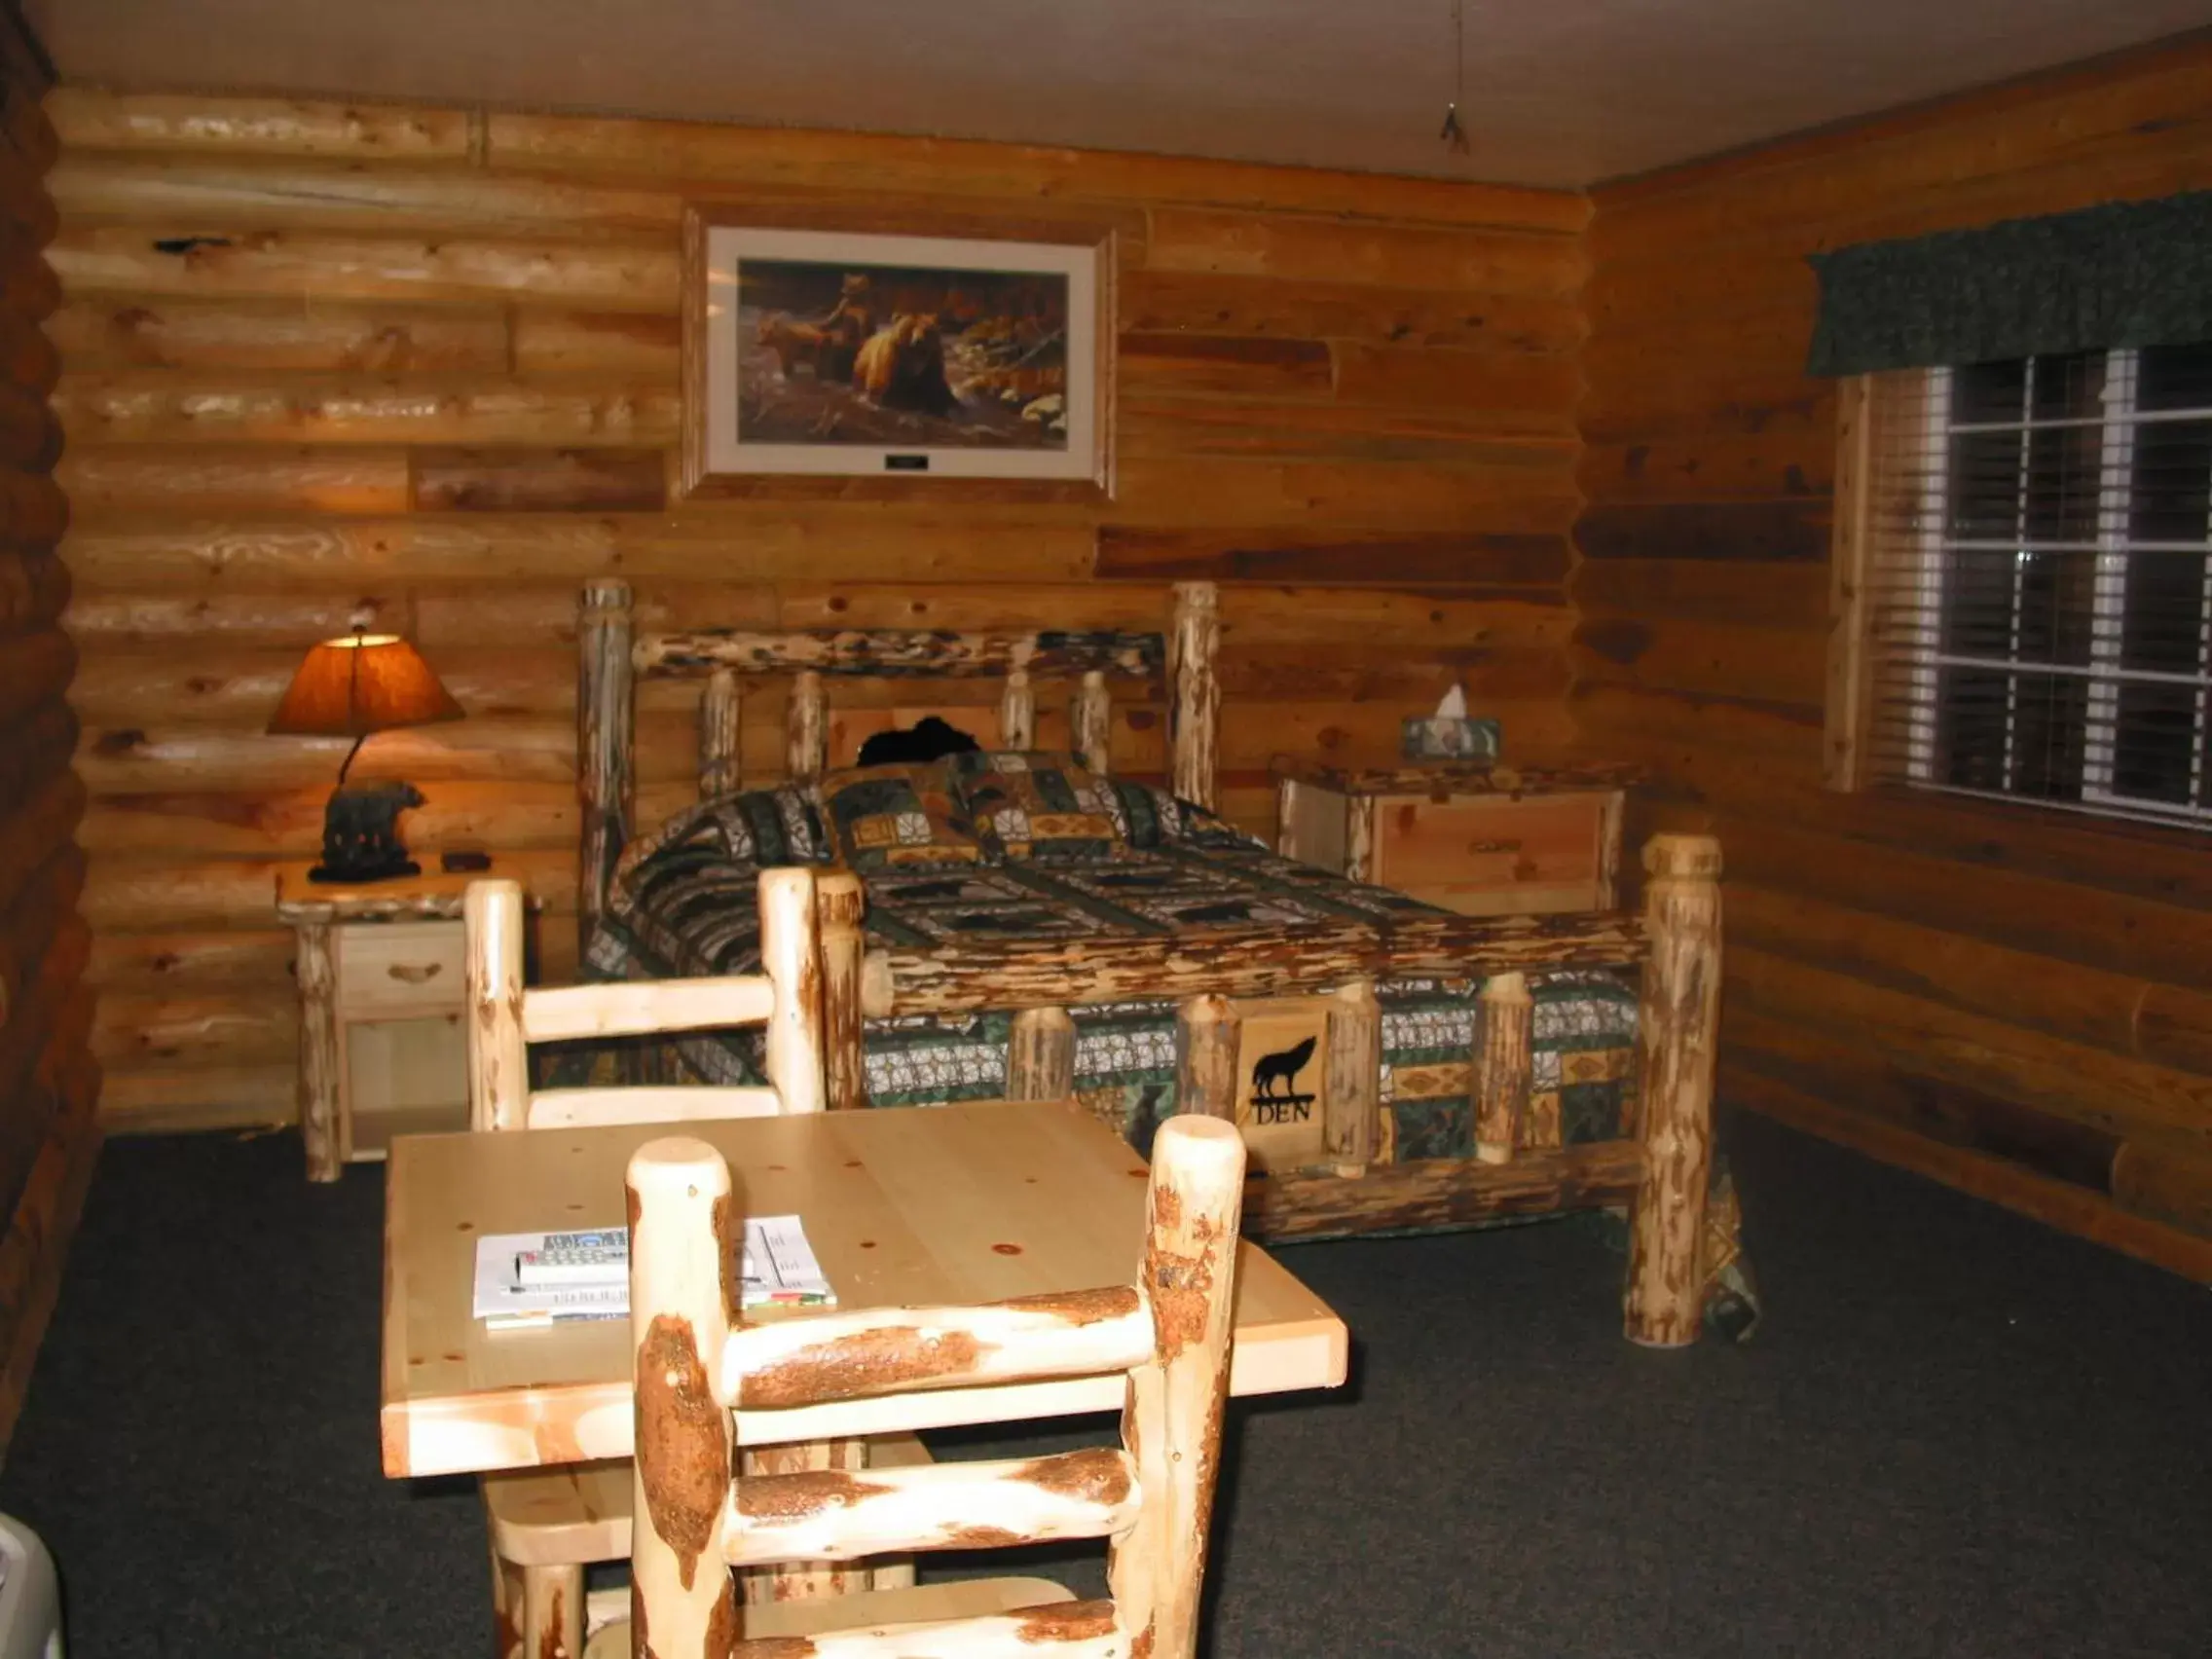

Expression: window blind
xmin=1859 ymin=342 xmax=2212 ymax=829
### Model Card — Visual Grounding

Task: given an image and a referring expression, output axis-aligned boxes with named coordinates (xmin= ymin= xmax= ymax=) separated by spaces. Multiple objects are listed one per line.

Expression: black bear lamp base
xmin=309 ymin=779 xmax=427 ymax=885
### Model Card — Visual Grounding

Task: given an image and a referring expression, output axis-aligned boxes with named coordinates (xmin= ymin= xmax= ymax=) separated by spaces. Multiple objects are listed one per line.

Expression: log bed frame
xmin=571 ymin=579 xmax=1724 ymax=1346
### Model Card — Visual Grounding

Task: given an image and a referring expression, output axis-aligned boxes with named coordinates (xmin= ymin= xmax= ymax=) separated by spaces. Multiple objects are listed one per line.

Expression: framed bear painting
xmin=681 ymin=208 xmax=1114 ymax=498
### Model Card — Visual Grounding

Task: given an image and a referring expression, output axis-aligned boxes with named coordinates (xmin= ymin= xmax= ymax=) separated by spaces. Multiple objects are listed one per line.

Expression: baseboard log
xmin=1322 ymin=979 xmax=1379 ymax=1175
xmin=1625 ymin=833 xmax=1722 ymax=1347
xmin=576 ymin=577 xmax=634 ymax=965
xmin=1474 ymin=971 xmax=1533 ymax=1164
xmin=1174 ymin=994 xmax=1240 ymax=1121
xmin=816 ymin=871 xmax=867 ymax=1110
xmin=1005 ymin=1006 xmax=1077 ymax=1103
xmin=699 ymin=667 xmax=741 ymax=798
xmin=1244 ymin=1139 xmax=1645 ymax=1240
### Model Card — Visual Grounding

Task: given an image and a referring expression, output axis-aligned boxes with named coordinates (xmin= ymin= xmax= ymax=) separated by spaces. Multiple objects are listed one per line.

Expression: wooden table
xmin=382 ymin=1100 xmax=1350 ymax=1479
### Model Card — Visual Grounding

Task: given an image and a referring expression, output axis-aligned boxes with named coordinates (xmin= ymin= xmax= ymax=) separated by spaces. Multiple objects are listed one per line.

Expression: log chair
xmin=588 ymin=1113 xmax=1247 ymax=1659
xmin=463 ymin=868 xmax=920 ymax=1659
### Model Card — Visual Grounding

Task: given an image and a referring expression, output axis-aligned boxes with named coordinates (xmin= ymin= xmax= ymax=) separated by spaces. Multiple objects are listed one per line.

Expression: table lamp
xmin=269 ymin=629 xmax=464 ymax=884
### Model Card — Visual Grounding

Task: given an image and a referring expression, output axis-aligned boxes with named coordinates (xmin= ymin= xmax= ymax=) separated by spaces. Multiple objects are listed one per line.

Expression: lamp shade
xmin=267 ymin=633 xmax=464 ymax=737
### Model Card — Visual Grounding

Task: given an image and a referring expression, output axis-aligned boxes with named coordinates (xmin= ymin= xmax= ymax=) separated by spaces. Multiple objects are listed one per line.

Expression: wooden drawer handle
xmin=387 ymin=962 xmax=444 ymax=985
xmin=1467 ymin=838 xmax=1524 ymax=854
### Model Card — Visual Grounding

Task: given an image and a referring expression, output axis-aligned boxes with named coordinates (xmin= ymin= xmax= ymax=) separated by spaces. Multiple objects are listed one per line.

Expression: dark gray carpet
xmin=1 ymin=1109 xmax=2207 ymax=1658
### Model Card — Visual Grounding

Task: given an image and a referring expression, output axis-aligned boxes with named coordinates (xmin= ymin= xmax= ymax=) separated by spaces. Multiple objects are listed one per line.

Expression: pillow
xmin=818 ymin=761 xmax=985 ymax=870
xmin=949 ymin=751 xmax=1128 ymax=861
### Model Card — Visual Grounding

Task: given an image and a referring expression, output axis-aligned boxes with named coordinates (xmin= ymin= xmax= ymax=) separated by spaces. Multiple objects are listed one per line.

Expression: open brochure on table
xmin=471 ymin=1215 xmax=834 ymax=1330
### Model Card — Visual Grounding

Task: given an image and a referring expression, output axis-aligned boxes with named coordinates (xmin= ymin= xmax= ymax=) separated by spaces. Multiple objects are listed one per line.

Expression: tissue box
xmin=1401 ymin=717 xmax=1501 ymax=761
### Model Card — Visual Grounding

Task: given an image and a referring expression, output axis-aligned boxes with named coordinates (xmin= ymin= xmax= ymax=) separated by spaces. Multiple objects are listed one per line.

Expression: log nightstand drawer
xmin=276 ymin=866 xmax=535 ymax=1183
xmin=1272 ymin=759 xmax=1638 ymax=919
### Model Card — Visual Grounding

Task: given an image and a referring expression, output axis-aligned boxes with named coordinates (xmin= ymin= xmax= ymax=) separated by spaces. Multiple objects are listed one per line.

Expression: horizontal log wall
xmin=51 ymin=87 xmax=1590 ymax=1132
xmin=0 ymin=7 xmax=99 ymax=1457
xmin=1575 ymin=35 xmax=2212 ymax=1277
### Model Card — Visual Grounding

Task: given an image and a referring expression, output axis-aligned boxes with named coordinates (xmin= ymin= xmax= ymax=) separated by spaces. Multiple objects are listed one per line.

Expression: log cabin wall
xmin=0 ymin=6 xmax=99 ymax=1452
xmin=48 ymin=88 xmax=1590 ymax=1134
xmin=1574 ymin=36 xmax=2212 ymax=1275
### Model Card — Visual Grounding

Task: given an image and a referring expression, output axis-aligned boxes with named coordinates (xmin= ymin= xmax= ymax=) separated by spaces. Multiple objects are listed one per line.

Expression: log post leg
xmin=999 ymin=666 xmax=1036 ymax=752
xmin=1109 ymin=1116 xmax=1246 ymax=1659
xmin=1323 ymin=978 xmax=1380 ymax=1176
xmin=759 ymin=867 xmax=826 ymax=1115
xmin=1006 ymin=1005 xmax=1077 ymax=1102
xmin=1345 ymin=794 xmax=1378 ymax=883
xmin=520 ymin=1562 xmax=582 ymax=1659
xmin=463 ymin=880 xmax=531 ymax=1134
xmin=295 ymin=917 xmax=341 ymax=1181
xmin=1167 ymin=581 xmax=1220 ymax=809
xmin=1474 ymin=972 xmax=1533 ymax=1165
xmin=490 ymin=1537 xmax=523 ymax=1659
xmin=1072 ymin=670 xmax=1112 ymax=775
xmin=738 ymin=1436 xmax=871 ymax=1605
xmin=1174 ymin=993 xmax=1240 ymax=1123
xmin=700 ymin=667 xmax=742 ymax=799
xmin=1626 ymin=833 xmax=1723 ymax=1348
xmin=815 ymin=870 xmax=867 ymax=1111
xmin=625 ymin=1136 xmax=738 ymax=1656
xmin=787 ymin=670 xmax=828 ymax=782
xmin=577 ymin=578 xmax=634 ymax=966
xmin=1275 ymin=775 xmax=1303 ymax=860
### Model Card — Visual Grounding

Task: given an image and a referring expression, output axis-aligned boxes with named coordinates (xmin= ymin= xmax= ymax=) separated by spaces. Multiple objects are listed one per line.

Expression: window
xmin=1836 ymin=342 xmax=2212 ymax=830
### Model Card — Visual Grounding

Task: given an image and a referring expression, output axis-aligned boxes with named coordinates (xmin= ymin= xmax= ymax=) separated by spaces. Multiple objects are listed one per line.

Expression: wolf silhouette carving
xmin=1250 ymin=1035 xmax=1317 ymax=1101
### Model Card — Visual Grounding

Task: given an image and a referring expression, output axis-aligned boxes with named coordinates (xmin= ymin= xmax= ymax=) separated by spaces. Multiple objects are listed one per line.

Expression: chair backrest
xmin=463 ymin=866 xmax=855 ymax=1131
xmin=623 ymin=1113 xmax=1247 ymax=1659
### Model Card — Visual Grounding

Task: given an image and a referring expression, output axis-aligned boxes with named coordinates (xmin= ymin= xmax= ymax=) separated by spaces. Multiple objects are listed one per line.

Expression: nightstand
xmin=276 ymin=865 xmax=527 ymax=1183
xmin=1272 ymin=759 xmax=1638 ymax=917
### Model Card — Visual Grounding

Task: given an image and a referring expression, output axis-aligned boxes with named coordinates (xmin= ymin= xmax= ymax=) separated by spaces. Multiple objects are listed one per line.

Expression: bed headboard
xmin=575 ymin=579 xmax=1220 ymax=952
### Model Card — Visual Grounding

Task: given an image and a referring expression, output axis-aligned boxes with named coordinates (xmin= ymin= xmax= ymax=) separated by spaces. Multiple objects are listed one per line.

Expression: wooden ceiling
xmin=21 ymin=1 xmax=2211 ymax=185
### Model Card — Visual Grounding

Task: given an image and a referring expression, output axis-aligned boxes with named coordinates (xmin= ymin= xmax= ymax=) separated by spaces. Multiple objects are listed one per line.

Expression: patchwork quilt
xmin=583 ymin=780 xmax=1759 ymax=1341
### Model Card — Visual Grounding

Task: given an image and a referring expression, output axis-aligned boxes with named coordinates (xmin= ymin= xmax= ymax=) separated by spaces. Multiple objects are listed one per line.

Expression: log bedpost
xmin=1108 ymin=1115 xmax=1245 ymax=1659
xmin=626 ymin=1135 xmax=739 ymax=1655
xmin=577 ymin=579 xmax=635 ymax=964
xmin=295 ymin=919 xmax=340 ymax=1180
xmin=1072 ymin=669 xmax=1112 ymax=775
xmin=786 ymin=671 xmax=828 ymax=783
xmin=1000 ymin=664 xmax=1036 ymax=752
xmin=1174 ymin=993 xmax=1240 ymax=1121
xmin=815 ymin=870 xmax=867 ymax=1111
xmin=1345 ymin=794 xmax=1378 ymax=883
xmin=1473 ymin=972 xmax=1533 ymax=1165
xmin=1167 ymin=581 xmax=1220 ymax=808
xmin=1005 ymin=1005 xmax=1077 ymax=1102
xmin=758 ymin=866 xmax=827 ymax=1116
xmin=1275 ymin=774 xmax=1303 ymax=861
xmin=1625 ymin=832 xmax=1723 ymax=1348
xmin=463 ymin=879 xmax=530 ymax=1134
xmin=1323 ymin=978 xmax=1380 ymax=1176
xmin=699 ymin=667 xmax=742 ymax=799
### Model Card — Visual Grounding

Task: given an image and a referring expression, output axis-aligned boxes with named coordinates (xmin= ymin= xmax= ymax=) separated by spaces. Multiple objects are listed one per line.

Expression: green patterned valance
xmin=1806 ymin=190 xmax=2212 ymax=377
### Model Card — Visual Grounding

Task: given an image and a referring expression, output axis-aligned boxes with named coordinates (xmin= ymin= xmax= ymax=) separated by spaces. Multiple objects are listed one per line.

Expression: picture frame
xmin=681 ymin=206 xmax=1115 ymax=499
